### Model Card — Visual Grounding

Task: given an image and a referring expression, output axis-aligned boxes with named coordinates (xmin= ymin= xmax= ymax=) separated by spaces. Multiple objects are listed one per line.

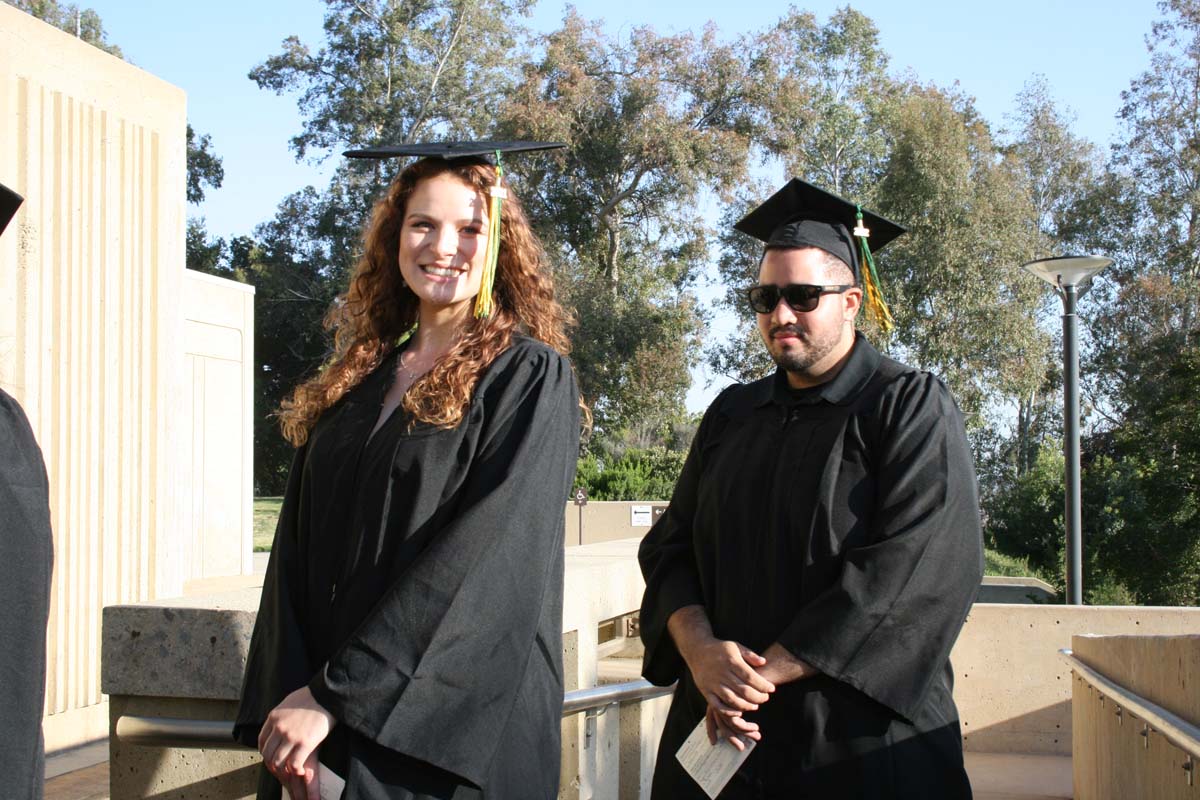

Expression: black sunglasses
xmin=745 ymin=283 xmax=856 ymax=314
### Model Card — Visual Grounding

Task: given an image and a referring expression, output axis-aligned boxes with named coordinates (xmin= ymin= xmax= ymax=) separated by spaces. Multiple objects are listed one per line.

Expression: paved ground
xmin=45 ymin=762 xmax=108 ymax=800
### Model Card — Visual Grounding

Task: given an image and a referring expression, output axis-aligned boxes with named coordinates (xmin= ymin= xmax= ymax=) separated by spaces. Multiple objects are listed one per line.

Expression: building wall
xmin=0 ymin=5 xmax=248 ymax=752
xmin=564 ymin=500 xmax=667 ymax=546
xmin=181 ymin=270 xmax=255 ymax=585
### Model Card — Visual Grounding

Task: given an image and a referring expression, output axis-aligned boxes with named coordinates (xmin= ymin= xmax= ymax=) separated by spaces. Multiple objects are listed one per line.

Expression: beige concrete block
xmin=954 ymin=605 xmax=1200 ymax=756
xmin=108 ymin=697 xmax=257 ymax=800
xmin=101 ymin=590 xmax=260 ymax=700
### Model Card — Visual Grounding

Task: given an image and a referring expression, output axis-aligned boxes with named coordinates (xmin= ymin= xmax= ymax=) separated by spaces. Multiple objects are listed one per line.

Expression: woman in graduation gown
xmin=235 ymin=145 xmax=581 ymax=800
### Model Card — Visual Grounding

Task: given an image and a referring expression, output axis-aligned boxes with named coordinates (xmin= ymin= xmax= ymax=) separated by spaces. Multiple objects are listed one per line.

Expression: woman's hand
xmin=258 ymin=686 xmax=336 ymax=800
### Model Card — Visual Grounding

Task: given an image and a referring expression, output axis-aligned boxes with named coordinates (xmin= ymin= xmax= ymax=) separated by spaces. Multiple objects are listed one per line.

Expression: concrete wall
xmin=1 ymin=4 xmax=187 ymax=750
xmin=954 ymin=605 xmax=1200 ymax=756
xmin=1070 ymin=634 xmax=1200 ymax=799
xmin=181 ymin=270 xmax=255 ymax=585
xmin=564 ymin=501 xmax=667 ymax=547
xmin=2 ymin=6 xmax=254 ymax=752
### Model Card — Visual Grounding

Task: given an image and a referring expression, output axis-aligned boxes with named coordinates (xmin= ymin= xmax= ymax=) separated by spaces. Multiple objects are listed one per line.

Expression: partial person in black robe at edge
xmin=638 ymin=178 xmax=984 ymax=799
xmin=235 ymin=142 xmax=582 ymax=800
xmin=0 ymin=184 xmax=54 ymax=800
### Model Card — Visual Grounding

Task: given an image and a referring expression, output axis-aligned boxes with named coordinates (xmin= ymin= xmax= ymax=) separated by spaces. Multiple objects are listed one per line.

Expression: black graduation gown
xmin=0 ymin=390 xmax=53 ymax=800
xmin=235 ymin=337 xmax=580 ymax=800
xmin=638 ymin=335 xmax=983 ymax=799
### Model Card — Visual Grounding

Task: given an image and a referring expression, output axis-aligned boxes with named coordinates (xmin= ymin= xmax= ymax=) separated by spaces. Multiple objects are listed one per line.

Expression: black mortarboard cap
xmin=734 ymin=178 xmax=905 ymax=279
xmin=0 ymin=183 xmax=23 ymax=237
xmin=343 ymin=140 xmax=566 ymax=160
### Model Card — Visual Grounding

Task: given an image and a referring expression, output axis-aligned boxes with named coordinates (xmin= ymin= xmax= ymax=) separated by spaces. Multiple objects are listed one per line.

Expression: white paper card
xmin=631 ymin=504 xmax=653 ymax=526
xmin=675 ymin=718 xmax=756 ymax=799
xmin=285 ymin=763 xmax=346 ymax=800
xmin=319 ymin=764 xmax=346 ymax=800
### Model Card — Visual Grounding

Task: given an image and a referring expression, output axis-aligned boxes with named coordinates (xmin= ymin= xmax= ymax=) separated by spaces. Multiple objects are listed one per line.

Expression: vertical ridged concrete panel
xmin=0 ymin=5 xmax=187 ymax=750
xmin=181 ymin=269 xmax=256 ymax=584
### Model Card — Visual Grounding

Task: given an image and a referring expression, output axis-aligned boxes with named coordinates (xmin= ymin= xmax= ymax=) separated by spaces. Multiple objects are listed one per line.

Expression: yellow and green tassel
xmin=474 ymin=151 xmax=505 ymax=319
xmin=853 ymin=205 xmax=894 ymax=333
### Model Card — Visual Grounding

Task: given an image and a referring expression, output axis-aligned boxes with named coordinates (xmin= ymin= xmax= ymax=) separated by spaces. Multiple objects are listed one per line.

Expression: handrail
xmin=1060 ymin=648 xmax=1200 ymax=761
xmin=115 ymin=716 xmax=243 ymax=750
xmin=114 ymin=679 xmax=677 ymax=749
xmin=561 ymin=679 xmax=675 ymax=716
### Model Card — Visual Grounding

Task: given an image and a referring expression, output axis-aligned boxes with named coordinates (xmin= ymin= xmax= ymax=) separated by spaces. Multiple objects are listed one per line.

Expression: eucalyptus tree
xmin=1054 ymin=0 xmax=1200 ymax=604
xmin=873 ymin=84 xmax=1046 ymax=429
xmin=747 ymin=6 xmax=896 ymax=198
xmin=497 ymin=12 xmax=753 ymax=437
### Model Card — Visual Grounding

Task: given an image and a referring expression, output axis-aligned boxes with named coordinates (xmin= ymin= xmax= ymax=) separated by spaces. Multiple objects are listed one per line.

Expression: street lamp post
xmin=1022 ymin=255 xmax=1112 ymax=605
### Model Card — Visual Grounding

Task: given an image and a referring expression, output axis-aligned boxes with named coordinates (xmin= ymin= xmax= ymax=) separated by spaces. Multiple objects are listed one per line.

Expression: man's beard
xmin=765 ymin=323 xmax=843 ymax=375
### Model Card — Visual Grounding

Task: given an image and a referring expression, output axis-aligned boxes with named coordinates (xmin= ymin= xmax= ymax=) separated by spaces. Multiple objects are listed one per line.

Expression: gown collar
xmin=759 ymin=333 xmax=882 ymax=408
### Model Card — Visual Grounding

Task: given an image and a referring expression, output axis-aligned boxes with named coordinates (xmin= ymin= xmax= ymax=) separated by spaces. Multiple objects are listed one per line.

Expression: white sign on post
xmin=631 ymin=505 xmax=653 ymax=526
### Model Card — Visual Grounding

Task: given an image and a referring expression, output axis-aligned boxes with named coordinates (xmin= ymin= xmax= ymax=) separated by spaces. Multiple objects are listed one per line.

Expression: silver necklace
xmin=397 ymin=350 xmax=430 ymax=384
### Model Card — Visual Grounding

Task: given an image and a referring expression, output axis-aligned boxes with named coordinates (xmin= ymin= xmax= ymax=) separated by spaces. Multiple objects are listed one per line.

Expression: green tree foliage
xmin=186 ymin=124 xmax=225 ymax=204
xmin=873 ymin=85 xmax=1048 ymax=427
xmin=748 ymin=7 xmax=896 ymax=198
xmin=497 ymin=14 xmax=751 ymax=437
xmin=238 ymin=189 xmax=349 ymax=493
xmin=249 ymin=0 xmax=532 ymax=162
xmin=185 ymin=218 xmax=226 ymax=275
xmin=575 ymin=448 xmax=686 ymax=501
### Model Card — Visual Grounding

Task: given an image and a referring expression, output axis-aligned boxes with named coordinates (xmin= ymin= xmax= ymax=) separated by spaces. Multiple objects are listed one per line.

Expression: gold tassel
xmin=474 ymin=154 xmax=505 ymax=319
xmin=854 ymin=207 xmax=894 ymax=332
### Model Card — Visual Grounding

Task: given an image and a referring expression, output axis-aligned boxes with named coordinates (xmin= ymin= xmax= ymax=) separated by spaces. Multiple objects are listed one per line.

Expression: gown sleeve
xmin=0 ymin=391 xmax=53 ymax=800
xmin=774 ymin=372 xmax=984 ymax=722
xmin=306 ymin=348 xmax=580 ymax=788
xmin=234 ymin=444 xmax=313 ymax=747
xmin=637 ymin=389 xmax=729 ymax=686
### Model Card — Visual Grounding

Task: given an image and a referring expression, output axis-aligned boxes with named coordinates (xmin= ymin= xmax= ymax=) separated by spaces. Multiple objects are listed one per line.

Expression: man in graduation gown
xmin=638 ymin=178 xmax=983 ymax=799
xmin=0 ymin=184 xmax=55 ymax=800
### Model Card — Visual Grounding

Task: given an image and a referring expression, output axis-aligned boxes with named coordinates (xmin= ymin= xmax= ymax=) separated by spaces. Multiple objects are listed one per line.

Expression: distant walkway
xmin=45 ymin=760 xmax=107 ymax=800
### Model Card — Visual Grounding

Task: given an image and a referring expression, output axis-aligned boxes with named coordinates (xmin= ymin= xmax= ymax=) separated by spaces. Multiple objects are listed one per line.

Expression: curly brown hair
xmin=278 ymin=156 xmax=573 ymax=446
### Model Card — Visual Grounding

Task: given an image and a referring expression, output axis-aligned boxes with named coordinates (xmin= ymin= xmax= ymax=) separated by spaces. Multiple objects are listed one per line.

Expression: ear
xmin=843 ymin=286 xmax=863 ymax=321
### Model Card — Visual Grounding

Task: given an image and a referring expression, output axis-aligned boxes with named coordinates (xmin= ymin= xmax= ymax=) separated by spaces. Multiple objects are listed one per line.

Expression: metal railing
xmin=1060 ymin=647 xmax=1200 ymax=768
xmin=114 ymin=679 xmax=676 ymax=749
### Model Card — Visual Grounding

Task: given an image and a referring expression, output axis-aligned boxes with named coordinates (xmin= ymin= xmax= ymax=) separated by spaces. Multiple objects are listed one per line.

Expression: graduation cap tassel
xmin=854 ymin=205 xmax=895 ymax=333
xmin=474 ymin=151 xmax=506 ymax=319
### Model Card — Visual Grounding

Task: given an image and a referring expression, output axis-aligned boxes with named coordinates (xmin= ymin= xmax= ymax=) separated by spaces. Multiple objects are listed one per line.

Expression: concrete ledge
xmin=101 ymin=590 xmax=260 ymax=700
xmin=979 ymin=577 xmax=1057 ymax=604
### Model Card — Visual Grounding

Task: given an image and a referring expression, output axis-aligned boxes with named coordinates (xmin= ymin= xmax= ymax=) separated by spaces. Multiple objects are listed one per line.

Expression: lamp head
xmin=1022 ymin=255 xmax=1112 ymax=289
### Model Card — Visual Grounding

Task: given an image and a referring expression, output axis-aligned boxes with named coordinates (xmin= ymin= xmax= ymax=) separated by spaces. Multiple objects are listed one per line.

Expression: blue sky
xmin=78 ymin=0 xmax=1162 ymax=409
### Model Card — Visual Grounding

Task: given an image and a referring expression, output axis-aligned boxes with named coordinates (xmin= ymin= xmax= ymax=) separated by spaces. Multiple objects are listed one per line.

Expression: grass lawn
xmin=255 ymin=495 xmax=1046 ymax=582
xmin=984 ymin=548 xmax=1047 ymax=580
xmin=254 ymin=497 xmax=283 ymax=552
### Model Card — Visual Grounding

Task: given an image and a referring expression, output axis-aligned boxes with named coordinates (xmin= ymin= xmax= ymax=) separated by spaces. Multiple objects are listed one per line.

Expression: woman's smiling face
xmin=397 ymin=172 xmax=490 ymax=314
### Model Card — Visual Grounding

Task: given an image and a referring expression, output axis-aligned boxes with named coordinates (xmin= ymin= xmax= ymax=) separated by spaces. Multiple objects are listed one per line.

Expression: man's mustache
xmin=769 ymin=324 xmax=804 ymax=337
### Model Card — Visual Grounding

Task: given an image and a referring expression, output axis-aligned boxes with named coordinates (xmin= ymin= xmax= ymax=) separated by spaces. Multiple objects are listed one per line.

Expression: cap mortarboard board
xmin=342 ymin=140 xmax=566 ymax=160
xmin=0 ymin=183 xmax=23 ymax=237
xmin=343 ymin=140 xmax=566 ymax=319
xmin=735 ymin=178 xmax=906 ymax=331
